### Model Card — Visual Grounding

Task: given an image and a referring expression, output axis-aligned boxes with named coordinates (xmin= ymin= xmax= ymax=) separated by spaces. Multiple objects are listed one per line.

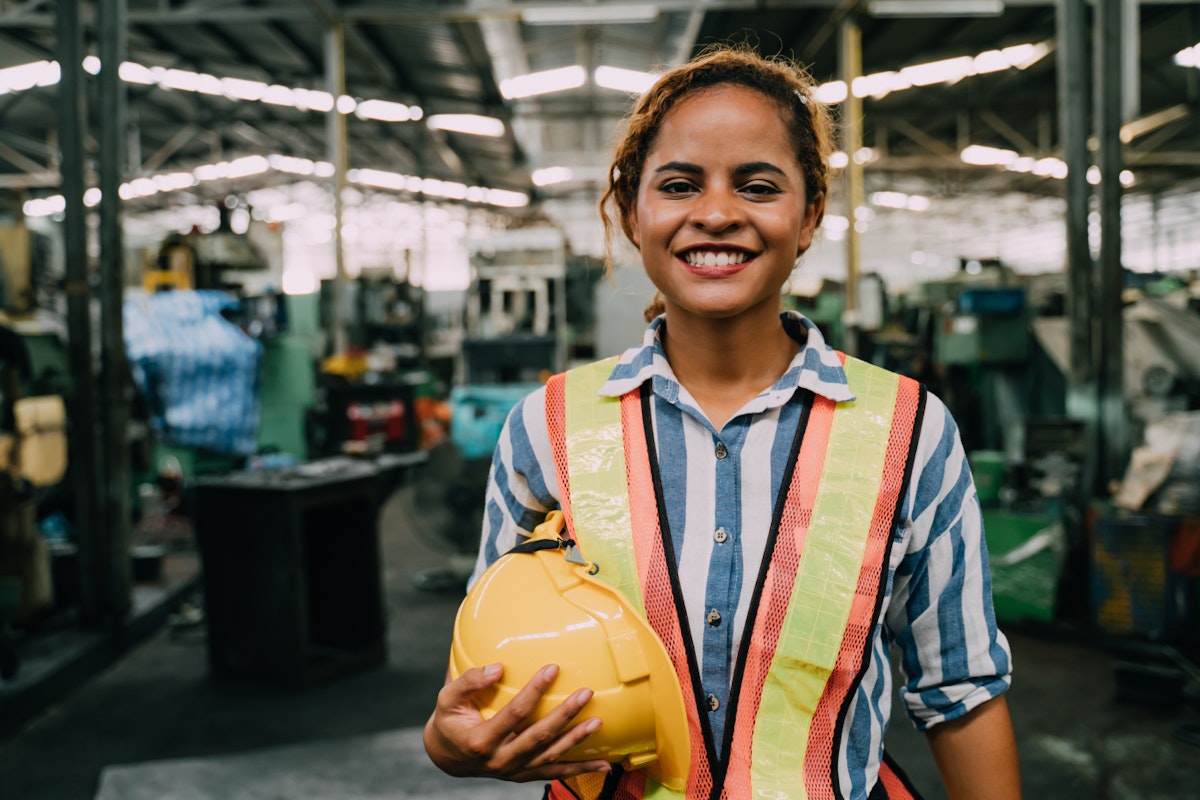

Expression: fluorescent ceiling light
xmin=821 ymin=40 xmax=1049 ymax=101
xmin=899 ymin=56 xmax=975 ymax=87
xmin=814 ymin=81 xmax=848 ymax=104
xmin=356 ymin=98 xmax=418 ymax=122
xmin=268 ymin=155 xmax=320 ymax=175
xmin=870 ymin=191 xmax=930 ymax=212
xmin=426 ymin=114 xmax=506 ymax=138
xmin=1 ymin=57 xmax=425 ymax=122
xmin=961 ymin=144 xmax=1018 ymax=166
xmin=532 ymin=166 xmax=573 ymax=186
xmin=961 ymin=145 xmax=1080 ymax=181
xmin=521 ymin=4 xmax=657 ymax=25
xmin=118 ymin=62 xmax=155 ymax=85
xmin=500 ymin=65 xmax=586 ymax=100
xmin=0 ymin=60 xmax=59 ymax=93
xmin=594 ymin=65 xmax=657 ymax=95
xmin=22 ymin=153 xmax=528 ymax=218
xmin=871 ymin=0 xmax=1004 ymax=16
xmin=1174 ymin=43 xmax=1200 ymax=68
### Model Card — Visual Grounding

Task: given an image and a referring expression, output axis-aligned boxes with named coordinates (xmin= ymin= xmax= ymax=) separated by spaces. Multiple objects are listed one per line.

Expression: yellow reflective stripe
xmin=752 ymin=357 xmax=899 ymax=797
xmin=564 ymin=357 xmax=646 ymax=615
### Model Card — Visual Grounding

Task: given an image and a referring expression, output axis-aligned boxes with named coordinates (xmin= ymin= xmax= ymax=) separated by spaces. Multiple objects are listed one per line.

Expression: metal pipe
xmin=326 ymin=23 xmax=348 ymax=356
xmin=1095 ymin=0 xmax=1128 ymax=487
xmin=98 ymin=0 xmax=132 ymax=621
xmin=1056 ymin=0 xmax=1098 ymax=503
xmin=55 ymin=0 xmax=103 ymax=625
xmin=839 ymin=15 xmax=864 ymax=357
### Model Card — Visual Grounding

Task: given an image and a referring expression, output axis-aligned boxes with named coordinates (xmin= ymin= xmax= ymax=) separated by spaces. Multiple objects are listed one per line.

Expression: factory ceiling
xmin=1 ymin=1 xmax=1199 ymax=231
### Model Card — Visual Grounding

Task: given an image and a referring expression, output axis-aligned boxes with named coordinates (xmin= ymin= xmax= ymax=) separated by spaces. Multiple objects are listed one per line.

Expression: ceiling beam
xmin=6 ymin=0 xmax=1192 ymax=29
xmin=139 ymin=125 xmax=201 ymax=174
xmin=0 ymin=170 xmax=57 ymax=188
xmin=0 ymin=129 xmax=54 ymax=161
xmin=889 ymin=116 xmax=961 ymax=157
xmin=0 ymin=137 xmax=46 ymax=174
xmin=980 ymin=108 xmax=1038 ymax=153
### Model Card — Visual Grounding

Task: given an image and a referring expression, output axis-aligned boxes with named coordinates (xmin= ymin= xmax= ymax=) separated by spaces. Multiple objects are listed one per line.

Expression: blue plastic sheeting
xmin=449 ymin=383 xmax=542 ymax=460
xmin=125 ymin=290 xmax=262 ymax=456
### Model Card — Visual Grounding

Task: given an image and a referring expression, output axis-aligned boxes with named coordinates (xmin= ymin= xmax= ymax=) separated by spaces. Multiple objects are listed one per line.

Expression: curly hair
xmin=599 ymin=44 xmax=836 ymax=320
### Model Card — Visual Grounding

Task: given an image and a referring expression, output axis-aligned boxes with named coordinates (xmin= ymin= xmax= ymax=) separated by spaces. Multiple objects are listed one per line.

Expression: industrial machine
xmin=0 ymin=324 xmax=67 ymax=679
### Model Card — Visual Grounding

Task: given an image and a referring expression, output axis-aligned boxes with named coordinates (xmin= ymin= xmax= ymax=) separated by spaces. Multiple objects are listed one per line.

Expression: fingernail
xmin=538 ymin=664 xmax=559 ymax=681
xmin=484 ymin=663 xmax=502 ymax=679
xmin=572 ymin=688 xmax=594 ymax=705
xmin=583 ymin=717 xmax=601 ymax=733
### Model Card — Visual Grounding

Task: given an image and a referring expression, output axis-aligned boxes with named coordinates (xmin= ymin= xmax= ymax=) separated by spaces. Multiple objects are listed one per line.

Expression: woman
xmin=425 ymin=45 xmax=1020 ymax=799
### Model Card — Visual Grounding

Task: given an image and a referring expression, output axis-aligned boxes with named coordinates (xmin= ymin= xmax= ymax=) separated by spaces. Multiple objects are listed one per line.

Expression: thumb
xmin=446 ymin=663 xmax=503 ymax=701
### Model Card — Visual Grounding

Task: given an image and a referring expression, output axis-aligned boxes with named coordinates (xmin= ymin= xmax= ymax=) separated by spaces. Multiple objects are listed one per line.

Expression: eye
xmin=741 ymin=181 xmax=782 ymax=197
xmin=658 ymin=179 xmax=697 ymax=195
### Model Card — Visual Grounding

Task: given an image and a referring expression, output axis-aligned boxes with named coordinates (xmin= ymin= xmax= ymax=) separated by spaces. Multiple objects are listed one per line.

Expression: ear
xmin=797 ymin=192 xmax=825 ymax=256
xmin=627 ymin=201 xmax=641 ymax=249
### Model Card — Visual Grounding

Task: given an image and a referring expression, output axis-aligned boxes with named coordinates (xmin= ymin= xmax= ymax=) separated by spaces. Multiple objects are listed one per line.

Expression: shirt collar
xmin=598 ymin=310 xmax=856 ymax=405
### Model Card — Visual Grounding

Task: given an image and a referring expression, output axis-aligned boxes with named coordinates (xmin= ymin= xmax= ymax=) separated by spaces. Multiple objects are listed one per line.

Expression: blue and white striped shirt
xmin=473 ymin=311 xmax=1012 ymax=798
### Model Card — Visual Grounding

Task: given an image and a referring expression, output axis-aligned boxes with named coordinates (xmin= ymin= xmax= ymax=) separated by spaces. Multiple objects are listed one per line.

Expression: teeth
xmin=686 ymin=250 xmax=747 ymax=267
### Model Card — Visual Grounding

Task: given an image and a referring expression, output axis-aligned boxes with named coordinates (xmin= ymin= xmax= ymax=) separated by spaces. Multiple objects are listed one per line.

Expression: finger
xmin=511 ymin=758 xmax=613 ymax=783
xmin=484 ymin=663 xmax=561 ymax=733
xmin=522 ymin=715 xmax=604 ymax=769
xmin=495 ymin=687 xmax=597 ymax=766
xmin=438 ymin=663 xmax=503 ymax=709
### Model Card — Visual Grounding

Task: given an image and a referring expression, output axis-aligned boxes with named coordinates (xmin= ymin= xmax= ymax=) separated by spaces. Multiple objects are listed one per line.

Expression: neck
xmin=660 ymin=308 xmax=799 ymax=428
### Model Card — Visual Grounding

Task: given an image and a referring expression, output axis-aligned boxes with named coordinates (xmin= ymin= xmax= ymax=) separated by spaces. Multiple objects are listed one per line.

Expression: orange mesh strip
xmin=614 ymin=769 xmax=647 ymax=799
xmin=804 ymin=374 xmax=921 ymax=799
xmin=622 ymin=391 xmax=713 ymax=800
xmin=722 ymin=393 xmax=837 ymax=798
xmin=545 ymin=373 xmax=577 ymax=542
xmin=551 ymin=778 xmax=586 ymax=799
xmin=621 ymin=393 xmax=655 ymax=590
xmin=878 ymin=756 xmax=918 ymax=799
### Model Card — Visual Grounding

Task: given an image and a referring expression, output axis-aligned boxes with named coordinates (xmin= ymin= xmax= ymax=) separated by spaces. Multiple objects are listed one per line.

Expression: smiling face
xmin=627 ymin=84 xmax=824 ymax=324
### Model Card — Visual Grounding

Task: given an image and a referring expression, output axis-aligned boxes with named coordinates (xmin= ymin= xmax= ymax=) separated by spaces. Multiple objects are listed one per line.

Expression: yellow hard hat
xmin=449 ymin=511 xmax=689 ymax=790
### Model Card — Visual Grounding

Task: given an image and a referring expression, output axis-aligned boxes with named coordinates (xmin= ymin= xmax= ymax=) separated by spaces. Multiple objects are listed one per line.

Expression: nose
xmin=691 ymin=187 xmax=742 ymax=233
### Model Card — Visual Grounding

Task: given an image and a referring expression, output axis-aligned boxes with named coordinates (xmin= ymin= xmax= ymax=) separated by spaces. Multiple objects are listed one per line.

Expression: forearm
xmin=925 ymin=695 xmax=1021 ymax=800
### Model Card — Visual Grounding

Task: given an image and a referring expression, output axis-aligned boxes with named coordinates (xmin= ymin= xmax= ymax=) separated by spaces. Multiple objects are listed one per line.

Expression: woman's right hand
xmin=422 ymin=662 xmax=611 ymax=782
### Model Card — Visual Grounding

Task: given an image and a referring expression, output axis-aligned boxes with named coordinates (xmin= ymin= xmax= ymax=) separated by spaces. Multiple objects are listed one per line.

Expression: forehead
xmin=647 ymin=84 xmax=795 ymax=161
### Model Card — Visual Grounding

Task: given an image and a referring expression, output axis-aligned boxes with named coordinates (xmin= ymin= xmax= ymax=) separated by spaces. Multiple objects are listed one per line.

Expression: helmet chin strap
xmin=505 ymin=510 xmax=598 ymax=573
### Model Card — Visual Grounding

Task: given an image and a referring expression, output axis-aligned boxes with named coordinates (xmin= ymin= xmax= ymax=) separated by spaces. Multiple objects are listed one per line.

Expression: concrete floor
xmin=1 ymin=481 xmax=1199 ymax=799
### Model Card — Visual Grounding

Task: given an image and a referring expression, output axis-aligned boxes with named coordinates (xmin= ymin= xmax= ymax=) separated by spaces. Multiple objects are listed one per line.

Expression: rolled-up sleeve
xmin=886 ymin=393 xmax=1012 ymax=731
xmin=469 ymin=385 xmax=561 ymax=588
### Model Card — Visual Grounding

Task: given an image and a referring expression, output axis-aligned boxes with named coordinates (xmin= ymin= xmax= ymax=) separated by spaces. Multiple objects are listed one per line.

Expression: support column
xmin=1056 ymin=0 xmax=1095 ymax=477
xmin=55 ymin=0 xmax=103 ymax=625
xmin=326 ymin=23 xmax=349 ymax=356
xmin=839 ymin=15 xmax=864 ymax=358
xmin=1095 ymin=0 xmax=1129 ymax=488
xmin=98 ymin=0 xmax=132 ymax=622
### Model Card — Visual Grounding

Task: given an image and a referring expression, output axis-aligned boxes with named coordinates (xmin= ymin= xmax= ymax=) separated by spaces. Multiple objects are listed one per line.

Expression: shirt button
xmin=706 ymin=693 xmax=720 ymax=712
xmin=714 ymin=527 xmax=728 ymax=544
xmin=706 ymin=609 xmax=722 ymax=627
xmin=715 ymin=442 xmax=728 ymax=459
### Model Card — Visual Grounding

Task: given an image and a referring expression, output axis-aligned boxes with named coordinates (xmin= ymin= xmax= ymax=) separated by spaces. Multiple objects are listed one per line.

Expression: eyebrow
xmin=653 ymin=160 xmax=787 ymax=177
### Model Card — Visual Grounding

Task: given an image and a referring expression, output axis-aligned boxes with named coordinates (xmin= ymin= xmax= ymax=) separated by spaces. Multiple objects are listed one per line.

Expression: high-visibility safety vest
xmin=542 ymin=354 xmax=927 ymax=800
